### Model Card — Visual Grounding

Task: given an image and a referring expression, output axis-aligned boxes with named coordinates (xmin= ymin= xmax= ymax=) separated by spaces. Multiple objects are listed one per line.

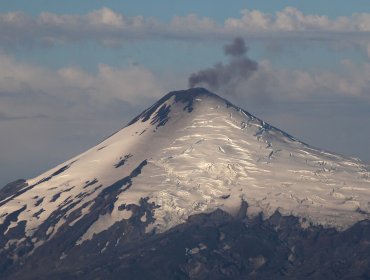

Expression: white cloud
xmin=0 ymin=53 xmax=169 ymax=128
xmin=0 ymin=51 xmax=369 ymax=123
xmin=225 ymin=7 xmax=370 ymax=32
xmin=87 ymin=7 xmax=125 ymax=27
xmin=234 ymin=59 xmax=370 ymax=104
xmin=58 ymin=64 xmax=163 ymax=104
xmin=0 ymin=53 xmax=164 ymax=102
xmin=2 ymin=7 xmax=370 ymax=49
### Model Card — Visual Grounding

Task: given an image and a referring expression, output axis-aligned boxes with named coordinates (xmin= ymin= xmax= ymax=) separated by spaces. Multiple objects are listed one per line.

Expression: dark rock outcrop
xmin=2 ymin=200 xmax=370 ymax=280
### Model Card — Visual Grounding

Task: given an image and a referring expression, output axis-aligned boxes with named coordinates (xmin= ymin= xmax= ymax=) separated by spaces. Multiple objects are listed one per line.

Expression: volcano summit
xmin=1 ymin=88 xmax=370 ymax=279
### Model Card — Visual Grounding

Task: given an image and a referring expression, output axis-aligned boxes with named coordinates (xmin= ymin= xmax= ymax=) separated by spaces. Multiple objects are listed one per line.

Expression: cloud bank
xmin=241 ymin=59 xmax=370 ymax=104
xmin=0 ymin=53 xmax=164 ymax=108
xmin=1 ymin=7 xmax=370 ymax=49
xmin=1 ymin=50 xmax=369 ymax=125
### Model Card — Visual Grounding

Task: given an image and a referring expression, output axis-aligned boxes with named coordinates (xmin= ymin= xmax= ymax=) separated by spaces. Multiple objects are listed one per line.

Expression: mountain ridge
xmin=1 ymin=88 xmax=370 ymax=279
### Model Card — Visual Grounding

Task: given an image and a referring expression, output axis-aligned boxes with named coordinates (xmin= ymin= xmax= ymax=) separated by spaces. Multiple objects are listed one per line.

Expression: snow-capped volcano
xmin=1 ymin=88 xmax=370 ymax=278
xmin=2 ymin=88 xmax=370 ymax=236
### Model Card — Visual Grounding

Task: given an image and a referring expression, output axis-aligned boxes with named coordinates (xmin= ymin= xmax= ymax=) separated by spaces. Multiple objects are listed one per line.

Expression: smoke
xmin=224 ymin=37 xmax=247 ymax=56
xmin=188 ymin=37 xmax=258 ymax=93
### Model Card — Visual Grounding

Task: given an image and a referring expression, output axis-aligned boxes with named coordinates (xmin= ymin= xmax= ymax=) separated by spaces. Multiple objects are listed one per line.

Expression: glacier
xmin=1 ymin=87 xmax=370 ymax=253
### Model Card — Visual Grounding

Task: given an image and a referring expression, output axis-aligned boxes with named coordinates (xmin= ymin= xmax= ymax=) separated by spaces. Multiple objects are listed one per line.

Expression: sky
xmin=1 ymin=1 xmax=370 ymax=186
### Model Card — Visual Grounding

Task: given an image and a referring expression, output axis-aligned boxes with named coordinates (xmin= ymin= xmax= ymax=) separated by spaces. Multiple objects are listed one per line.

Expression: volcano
xmin=1 ymin=88 xmax=370 ymax=279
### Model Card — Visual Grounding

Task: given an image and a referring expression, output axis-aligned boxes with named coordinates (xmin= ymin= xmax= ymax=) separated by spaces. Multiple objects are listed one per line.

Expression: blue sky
xmin=1 ymin=1 xmax=370 ymax=186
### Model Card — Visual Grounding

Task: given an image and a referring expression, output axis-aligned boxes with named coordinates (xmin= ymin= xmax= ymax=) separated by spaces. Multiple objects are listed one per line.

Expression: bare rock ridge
xmin=1 ymin=88 xmax=370 ymax=279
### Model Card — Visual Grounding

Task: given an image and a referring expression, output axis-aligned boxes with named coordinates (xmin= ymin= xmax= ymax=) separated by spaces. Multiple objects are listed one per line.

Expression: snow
xmin=140 ymin=212 xmax=147 ymax=222
xmin=4 ymin=220 xmax=19 ymax=235
xmin=76 ymin=207 xmax=133 ymax=245
xmin=1 ymin=89 xmax=370 ymax=247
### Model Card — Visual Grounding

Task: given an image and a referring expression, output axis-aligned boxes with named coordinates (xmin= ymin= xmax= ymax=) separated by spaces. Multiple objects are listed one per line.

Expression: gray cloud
xmin=188 ymin=37 xmax=258 ymax=93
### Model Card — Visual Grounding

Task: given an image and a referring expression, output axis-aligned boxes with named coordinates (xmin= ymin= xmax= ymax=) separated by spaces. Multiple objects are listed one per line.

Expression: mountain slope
xmin=1 ymin=88 xmax=370 ymax=279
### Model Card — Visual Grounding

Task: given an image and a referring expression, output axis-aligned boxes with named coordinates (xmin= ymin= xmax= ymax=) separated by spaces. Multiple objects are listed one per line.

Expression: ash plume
xmin=188 ymin=37 xmax=258 ymax=93
xmin=224 ymin=37 xmax=247 ymax=56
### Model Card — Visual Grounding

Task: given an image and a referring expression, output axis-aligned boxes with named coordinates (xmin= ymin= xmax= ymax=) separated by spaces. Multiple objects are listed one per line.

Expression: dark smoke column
xmin=188 ymin=37 xmax=258 ymax=93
